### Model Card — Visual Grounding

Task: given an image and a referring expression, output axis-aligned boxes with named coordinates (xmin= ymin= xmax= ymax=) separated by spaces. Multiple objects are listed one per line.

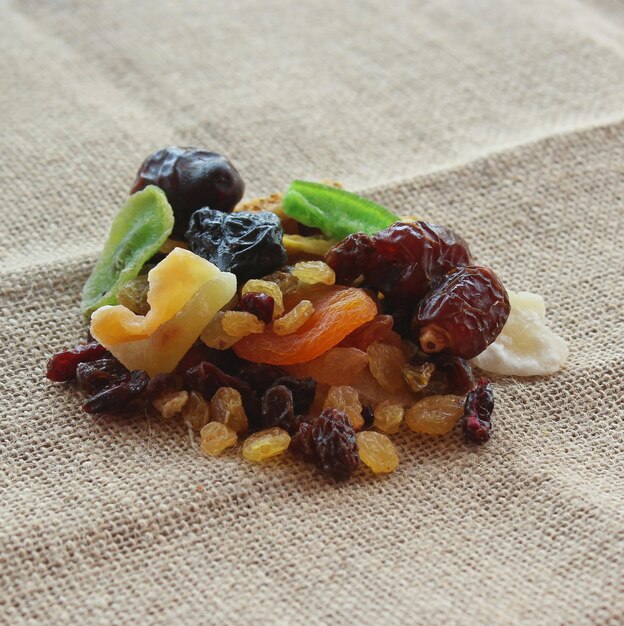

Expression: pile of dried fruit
xmin=47 ymin=147 xmax=569 ymax=481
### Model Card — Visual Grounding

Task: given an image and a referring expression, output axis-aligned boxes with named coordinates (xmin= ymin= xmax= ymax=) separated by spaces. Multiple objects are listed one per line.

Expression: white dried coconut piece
xmin=470 ymin=290 xmax=568 ymax=376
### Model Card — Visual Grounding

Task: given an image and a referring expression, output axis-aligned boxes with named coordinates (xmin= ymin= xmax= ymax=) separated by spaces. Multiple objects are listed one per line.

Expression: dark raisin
xmin=261 ymin=385 xmax=301 ymax=434
xmin=82 ymin=370 xmax=149 ymax=414
xmin=175 ymin=341 xmax=241 ymax=375
xmin=131 ymin=147 xmax=245 ymax=238
xmin=239 ymin=292 xmax=274 ymax=324
xmin=46 ymin=342 xmax=109 ymax=382
xmin=237 ymin=363 xmax=288 ymax=395
xmin=291 ymin=408 xmax=359 ymax=481
xmin=144 ymin=373 xmax=182 ymax=402
xmin=325 ymin=232 xmax=375 ymax=285
xmin=413 ymin=265 xmax=510 ymax=360
xmin=75 ymin=358 xmax=129 ymax=394
xmin=272 ymin=376 xmax=316 ymax=415
xmin=361 ymin=405 xmax=375 ymax=429
xmin=365 ymin=221 xmax=472 ymax=304
xmin=434 ymin=355 xmax=476 ymax=395
xmin=186 ymin=208 xmax=287 ymax=282
xmin=463 ymin=378 xmax=494 ymax=444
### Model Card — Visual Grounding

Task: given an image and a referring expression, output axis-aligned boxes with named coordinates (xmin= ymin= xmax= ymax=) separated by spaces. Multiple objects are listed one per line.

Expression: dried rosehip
xmin=272 ymin=376 xmax=316 ymax=415
xmin=325 ymin=232 xmax=375 ymax=285
xmin=239 ymin=292 xmax=275 ymax=324
xmin=463 ymin=378 xmax=494 ymax=444
xmin=291 ymin=408 xmax=359 ymax=481
xmin=413 ymin=265 xmax=510 ymax=360
xmin=186 ymin=208 xmax=287 ymax=282
xmin=46 ymin=342 xmax=108 ymax=382
xmin=261 ymin=385 xmax=301 ymax=434
xmin=365 ymin=221 xmax=472 ymax=303
xmin=82 ymin=370 xmax=149 ymax=414
xmin=131 ymin=147 xmax=245 ymax=238
xmin=75 ymin=358 xmax=129 ymax=394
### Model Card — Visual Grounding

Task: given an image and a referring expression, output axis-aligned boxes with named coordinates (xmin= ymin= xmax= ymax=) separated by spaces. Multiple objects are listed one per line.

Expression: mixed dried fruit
xmin=47 ymin=147 xmax=569 ymax=482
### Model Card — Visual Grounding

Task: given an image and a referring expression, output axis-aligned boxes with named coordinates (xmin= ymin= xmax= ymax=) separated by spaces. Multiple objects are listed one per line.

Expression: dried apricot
xmin=284 ymin=347 xmax=368 ymax=386
xmin=234 ymin=285 xmax=377 ymax=365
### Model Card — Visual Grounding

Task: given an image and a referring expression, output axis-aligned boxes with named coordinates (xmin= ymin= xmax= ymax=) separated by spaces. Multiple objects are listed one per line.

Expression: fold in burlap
xmin=1 ymin=1 xmax=623 ymax=624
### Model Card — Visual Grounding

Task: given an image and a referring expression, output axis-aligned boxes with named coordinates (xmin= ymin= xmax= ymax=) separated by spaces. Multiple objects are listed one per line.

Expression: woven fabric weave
xmin=1 ymin=1 xmax=623 ymax=624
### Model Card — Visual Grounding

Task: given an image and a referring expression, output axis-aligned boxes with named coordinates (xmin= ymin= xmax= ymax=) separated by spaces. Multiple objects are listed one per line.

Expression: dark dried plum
xmin=463 ymin=378 xmax=494 ymax=443
xmin=291 ymin=408 xmax=359 ymax=481
xmin=239 ymin=292 xmax=274 ymax=324
xmin=186 ymin=208 xmax=287 ymax=282
xmin=46 ymin=342 xmax=109 ymax=382
xmin=131 ymin=147 xmax=245 ymax=238
xmin=413 ymin=265 xmax=510 ymax=359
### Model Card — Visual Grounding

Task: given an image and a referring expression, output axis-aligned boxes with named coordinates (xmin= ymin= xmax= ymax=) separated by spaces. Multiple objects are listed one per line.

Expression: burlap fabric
xmin=1 ymin=1 xmax=623 ymax=624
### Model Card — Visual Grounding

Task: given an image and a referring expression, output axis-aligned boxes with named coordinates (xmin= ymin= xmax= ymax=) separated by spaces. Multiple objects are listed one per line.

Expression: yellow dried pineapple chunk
xmin=91 ymin=248 xmax=224 ymax=344
xmin=90 ymin=250 xmax=236 ymax=376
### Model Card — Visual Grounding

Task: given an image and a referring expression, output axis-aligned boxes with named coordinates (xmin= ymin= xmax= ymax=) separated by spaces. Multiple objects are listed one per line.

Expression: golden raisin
xmin=241 ymin=279 xmax=284 ymax=317
xmin=356 ymin=431 xmax=399 ymax=474
xmin=116 ymin=275 xmax=150 ymax=316
xmin=221 ymin=311 xmax=265 ymax=337
xmin=242 ymin=427 xmax=291 ymax=462
xmin=210 ymin=387 xmax=249 ymax=433
xmin=405 ymin=395 xmax=464 ymax=435
xmin=402 ymin=362 xmax=436 ymax=392
xmin=182 ymin=390 xmax=211 ymax=431
xmin=273 ymin=300 xmax=314 ymax=336
xmin=373 ymin=401 xmax=404 ymax=434
xmin=323 ymin=385 xmax=364 ymax=430
xmin=292 ymin=261 xmax=336 ymax=285
xmin=200 ymin=422 xmax=237 ymax=456
xmin=367 ymin=342 xmax=407 ymax=392
xmin=200 ymin=311 xmax=240 ymax=350
xmin=153 ymin=390 xmax=188 ymax=419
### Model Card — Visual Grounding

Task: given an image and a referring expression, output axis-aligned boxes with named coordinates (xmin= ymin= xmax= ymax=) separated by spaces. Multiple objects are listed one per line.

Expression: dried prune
xmin=46 ymin=342 xmax=109 ymax=382
xmin=186 ymin=208 xmax=287 ymax=282
xmin=325 ymin=232 xmax=376 ymax=284
xmin=131 ymin=147 xmax=245 ymax=238
xmin=239 ymin=292 xmax=275 ymax=324
xmin=463 ymin=378 xmax=494 ymax=444
xmin=75 ymin=358 xmax=129 ymax=394
xmin=365 ymin=221 xmax=471 ymax=303
xmin=261 ymin=385 xmax=301 ymax=434
xmin=413 ymin=265 xmax=510 ymax=360
xmin=272 ymin=376 xmax=317 ymax=415
xmin=291 ymin=408 xmax=359 ymax=481
xmin=82 ymin=370 xmax=149 ymax=414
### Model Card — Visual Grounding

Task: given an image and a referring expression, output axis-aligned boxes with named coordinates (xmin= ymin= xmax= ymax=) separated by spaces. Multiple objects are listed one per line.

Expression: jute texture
xmin=1 ymin=1 xmax=623 ymax=624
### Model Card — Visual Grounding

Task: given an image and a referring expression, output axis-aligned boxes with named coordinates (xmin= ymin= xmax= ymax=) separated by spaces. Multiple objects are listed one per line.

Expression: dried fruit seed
xmin=405 ymin=395 xmax=464 ymax=435
xmin=292 ymin=261 xmax=336 ymax=285
xmin=221 ymin=311 xmax=265 ymax=337
xmin=272 ymin=300 xmax=314 ymax=336
xmin=182 ymin=390 xmax=212 ymax=431
xmin=323 ymin=385 xmax=364 ymax=430
xmin=200 ymin=312 xmax=240 ymax=350
xmin=241 ymin=279 xmax=284 ymax=317
xmin=200 ymin=422 xmax=238 ymax=456
xmin=356 ymin=431 xmax=399 ymax=474
xmin=242 ymin=427 xmax=291 ymax=462
xmin=367 ymin=342 xmax=407 ymax=392
xmin=372 ymin=401 xmax=404 ymax=434
xmin=153 ymin=390 xmax=189 ymax=419
xmin=402 ymin=362 xmax=436 ymax=393
xmin=210 ymin=387 xmax=249 ymax=433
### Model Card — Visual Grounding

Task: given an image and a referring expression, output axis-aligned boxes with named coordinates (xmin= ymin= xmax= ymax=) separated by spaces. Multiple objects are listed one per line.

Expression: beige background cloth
xmin=1 ymin=1 xmax=623 ymax=624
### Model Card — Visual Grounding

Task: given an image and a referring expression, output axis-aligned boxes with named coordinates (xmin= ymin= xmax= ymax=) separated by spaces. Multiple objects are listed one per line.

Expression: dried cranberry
xmin=325 ymin=232 xmax=375 ymax=285
xmin=239 ymin=292 xmax=275 ymax=324
xmin=272 ymin=376 xmax=316 ymax=415
xmin=46 ymin=342 xmax=108 ymax=382
xmin=82 ymin=370 xmax=149 ymax=414
xmin=261 ymin=385 xmax=301 ymax=434
xmin=463 ymin=378 xmax=494 ymax=444
xmin=413 ymin=265 xmax=510 ymax=359
xmin=291 ymin=408 xmax=359 ymax=481
xmin=361 ymin=405 xmax=375 ymax=429
xmin=75 ymin=358 xmax=129 ymax=394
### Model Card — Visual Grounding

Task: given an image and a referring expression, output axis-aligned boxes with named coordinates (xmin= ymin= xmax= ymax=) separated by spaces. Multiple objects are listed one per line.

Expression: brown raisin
xmin=46 ymin=342 xmax=109 ymax=382
xmin=75 ymin=358 xmax=129 ymax=394
xmin=82 ymin=370 xmax=149 ymax=414
xmin=272 ymin=376 xmax=317 ymax=415
xmin=261 ymin=385 xmax=301 ymax=434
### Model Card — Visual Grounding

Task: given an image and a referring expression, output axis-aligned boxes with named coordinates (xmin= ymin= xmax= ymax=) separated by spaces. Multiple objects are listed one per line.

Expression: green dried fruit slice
xmin=282 ymin=180 xmax=398 ymax=240
xmin=81 ymin=186 xmax=174 ymax=317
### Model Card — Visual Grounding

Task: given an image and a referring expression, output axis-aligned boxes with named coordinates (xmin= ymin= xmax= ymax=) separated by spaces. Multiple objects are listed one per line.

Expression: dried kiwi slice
xmin=81 ymin=186 xmax=174 ymax=317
